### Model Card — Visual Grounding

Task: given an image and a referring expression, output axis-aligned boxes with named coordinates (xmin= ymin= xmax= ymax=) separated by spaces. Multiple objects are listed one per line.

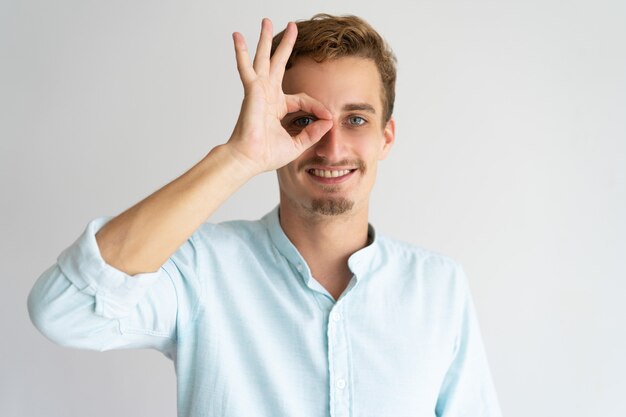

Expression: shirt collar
xmin=261 ymin=206 xmax=380 ymax=282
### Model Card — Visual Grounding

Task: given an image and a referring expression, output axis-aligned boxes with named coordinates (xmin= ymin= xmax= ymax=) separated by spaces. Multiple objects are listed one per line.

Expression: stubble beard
xmin=310 ymin=197 xmax=354 ymax=216
xmin=300 ymin=182 xmax=353 ymax=216
xmin=295 ymin=156 xmax=366 ymax=217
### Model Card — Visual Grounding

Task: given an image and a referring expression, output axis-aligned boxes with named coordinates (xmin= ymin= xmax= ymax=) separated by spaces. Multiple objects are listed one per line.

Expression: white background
xmin=1 ymin=0 xmax=625 ymax=416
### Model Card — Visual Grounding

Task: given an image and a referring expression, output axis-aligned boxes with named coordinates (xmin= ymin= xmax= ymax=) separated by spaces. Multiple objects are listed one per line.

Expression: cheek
xmin=276 ymin=166 xmax=291 ymax=185
xmin=357 ymin=138 xmax=387 ymax=159
xmin=277 ymin=160 xmax=301 ymax=183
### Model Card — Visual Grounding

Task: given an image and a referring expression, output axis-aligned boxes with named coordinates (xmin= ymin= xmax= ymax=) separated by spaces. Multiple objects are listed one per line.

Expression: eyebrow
xmin=342 ymin=103 xmax=377 ymax=114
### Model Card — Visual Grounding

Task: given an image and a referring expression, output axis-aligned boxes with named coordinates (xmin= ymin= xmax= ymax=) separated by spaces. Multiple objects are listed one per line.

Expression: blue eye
xmin=293 ymin=116 xmax=315 ymax=127
xmin=347 ymin=116 xmax=366 ymax=126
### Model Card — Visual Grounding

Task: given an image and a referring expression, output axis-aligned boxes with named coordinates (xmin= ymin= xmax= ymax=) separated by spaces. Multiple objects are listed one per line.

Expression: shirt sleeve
xmin=435 ymin=266 xmax=503 ymax=417
xmin=27 ymin=218 xmax=201 ymax=358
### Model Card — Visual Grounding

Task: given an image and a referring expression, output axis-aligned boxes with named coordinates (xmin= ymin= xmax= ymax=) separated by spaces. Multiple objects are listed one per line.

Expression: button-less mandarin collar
xmin=262 ymin=206 xmax=381 ymax=286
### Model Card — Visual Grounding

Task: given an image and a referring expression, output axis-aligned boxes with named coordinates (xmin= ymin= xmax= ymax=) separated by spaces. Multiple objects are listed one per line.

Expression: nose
xmin=313 ymin=124 xmax=344 ymax=161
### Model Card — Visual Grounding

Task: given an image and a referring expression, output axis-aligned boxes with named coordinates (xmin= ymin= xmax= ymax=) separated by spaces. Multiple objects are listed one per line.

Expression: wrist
xmin=204 ymin=143 xmax=262 ymax=181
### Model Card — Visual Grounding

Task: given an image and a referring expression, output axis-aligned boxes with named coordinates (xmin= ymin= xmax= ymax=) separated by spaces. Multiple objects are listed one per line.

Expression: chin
xmin=308 ymin=198 xmax=354 ymax=216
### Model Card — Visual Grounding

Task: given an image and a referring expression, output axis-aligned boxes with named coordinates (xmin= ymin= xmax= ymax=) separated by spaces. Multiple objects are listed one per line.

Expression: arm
xmin=96 ymin=18 xmax=332 ymax=275
xmin=28 ymin=19 xmax=332 ymax=349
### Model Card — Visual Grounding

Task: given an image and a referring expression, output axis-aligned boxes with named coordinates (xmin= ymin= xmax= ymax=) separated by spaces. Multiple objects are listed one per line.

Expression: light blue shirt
xmin=28 ymin=208 xmax=501 ymax=417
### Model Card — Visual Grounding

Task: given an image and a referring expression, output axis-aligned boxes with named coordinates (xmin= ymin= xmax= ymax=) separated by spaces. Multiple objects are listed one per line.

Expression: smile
xmin=308 ymin=169 xmax=354 ymax=178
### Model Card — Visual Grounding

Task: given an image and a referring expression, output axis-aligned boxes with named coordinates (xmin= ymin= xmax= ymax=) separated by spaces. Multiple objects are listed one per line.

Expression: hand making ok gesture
xmin=227 ymin=18 xmax=333 ymax=175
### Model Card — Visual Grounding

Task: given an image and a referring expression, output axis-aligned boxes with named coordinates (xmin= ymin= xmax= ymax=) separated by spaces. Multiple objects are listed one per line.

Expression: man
xmin=28 ymin=14 xmax=501 ymax=417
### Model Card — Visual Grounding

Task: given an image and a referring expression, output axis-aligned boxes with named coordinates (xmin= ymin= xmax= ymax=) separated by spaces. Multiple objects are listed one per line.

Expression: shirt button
xmin=336 ymin=378 xmax=346 ymax=389
xmin=331 ymin=312 xmax=342 ymax=322
xmin=296 ymin=264 xmax=303 ymax=272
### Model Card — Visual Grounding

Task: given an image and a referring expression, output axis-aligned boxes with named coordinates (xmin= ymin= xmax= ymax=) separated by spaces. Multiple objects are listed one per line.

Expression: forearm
xmin=96 ymin=143 xmax=255 ymax=275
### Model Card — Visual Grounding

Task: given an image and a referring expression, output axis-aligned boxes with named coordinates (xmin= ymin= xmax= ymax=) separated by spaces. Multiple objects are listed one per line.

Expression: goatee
xmin=310 ymin=198 xmax=354 ymax=215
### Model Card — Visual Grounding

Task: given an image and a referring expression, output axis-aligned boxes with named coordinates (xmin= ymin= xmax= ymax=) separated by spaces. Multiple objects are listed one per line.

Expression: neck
xmin=278 ymin=199 xmax=370 ymax=299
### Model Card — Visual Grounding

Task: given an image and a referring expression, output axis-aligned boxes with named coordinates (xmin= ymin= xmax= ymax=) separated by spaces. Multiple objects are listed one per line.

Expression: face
xmin=277 ymin=56 xmax=395 ymax=219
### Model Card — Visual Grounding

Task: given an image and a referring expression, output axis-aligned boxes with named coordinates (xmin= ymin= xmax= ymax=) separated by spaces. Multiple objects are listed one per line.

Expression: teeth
xmin=311 ymin=169 xmax=351 ymax=178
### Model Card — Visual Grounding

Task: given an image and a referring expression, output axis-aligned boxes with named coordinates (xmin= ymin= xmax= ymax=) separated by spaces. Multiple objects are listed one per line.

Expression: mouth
xmin=308 ymin=168 xmax=354 ymax=178
xmin=306 ymin=168 xmax=357 ymax=184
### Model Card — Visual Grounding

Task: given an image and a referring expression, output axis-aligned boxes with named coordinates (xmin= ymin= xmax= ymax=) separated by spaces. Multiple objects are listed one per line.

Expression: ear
xmin=378 ymin=117 xmax=396 ymax=160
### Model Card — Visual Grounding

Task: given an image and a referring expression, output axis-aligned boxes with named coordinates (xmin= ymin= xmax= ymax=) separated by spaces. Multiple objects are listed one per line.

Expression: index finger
xmin=285 ymin=93 xmax=332 ymax=121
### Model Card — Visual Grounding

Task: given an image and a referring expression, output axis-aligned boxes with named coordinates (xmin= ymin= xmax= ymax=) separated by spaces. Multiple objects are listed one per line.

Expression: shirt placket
xmin=327 ymin=303 xmax=350 ymax=417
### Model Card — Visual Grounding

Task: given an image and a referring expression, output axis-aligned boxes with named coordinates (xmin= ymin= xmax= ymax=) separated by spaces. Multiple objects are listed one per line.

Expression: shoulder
xmin=376 ymin=234 xmax=460 ymax=271
xmin=173 ymin=217 xmax=279 ymax=270
xmin=190 ymin=217 xmax=269 ymax=247
xmin=374 ymin=234 xmax=468 ymax=291
xmin=161 ymin=217 xmax=270 ymax=274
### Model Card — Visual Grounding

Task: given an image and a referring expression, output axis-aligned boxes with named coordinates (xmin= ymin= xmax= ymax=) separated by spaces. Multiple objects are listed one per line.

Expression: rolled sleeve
xmin=57 ymin=217 xmax=162 ymax=319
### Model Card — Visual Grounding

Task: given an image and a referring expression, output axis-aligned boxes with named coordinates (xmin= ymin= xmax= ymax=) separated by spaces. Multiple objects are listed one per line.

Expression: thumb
xmin=293 ymin=119 xmax=333 ymax=151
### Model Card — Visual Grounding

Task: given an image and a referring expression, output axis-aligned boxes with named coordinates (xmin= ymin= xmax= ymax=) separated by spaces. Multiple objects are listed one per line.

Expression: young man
xmin=28 ymin=14 xmax=501 ymax=417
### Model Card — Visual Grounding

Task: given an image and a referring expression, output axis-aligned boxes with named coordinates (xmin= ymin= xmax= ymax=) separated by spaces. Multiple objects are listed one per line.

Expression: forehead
xmin=282 ymin=56 xmax=384 ymax=114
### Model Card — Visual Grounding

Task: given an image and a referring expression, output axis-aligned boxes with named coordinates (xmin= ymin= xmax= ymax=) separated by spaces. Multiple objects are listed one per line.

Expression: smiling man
xmin=28 ymin=14 xmax=502 ymax=417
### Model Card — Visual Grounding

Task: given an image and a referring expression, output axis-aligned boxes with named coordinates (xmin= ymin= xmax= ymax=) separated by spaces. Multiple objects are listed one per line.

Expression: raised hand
xmin=226 ymin=18 xmax=333 ymax=175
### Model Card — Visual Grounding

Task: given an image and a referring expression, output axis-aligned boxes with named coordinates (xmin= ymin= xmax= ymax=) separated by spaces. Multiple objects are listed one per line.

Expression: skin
xmin=278 ymin=57 xmax=395 ymax=298
xmin=95 ymin=18 xmax=394 ymax=300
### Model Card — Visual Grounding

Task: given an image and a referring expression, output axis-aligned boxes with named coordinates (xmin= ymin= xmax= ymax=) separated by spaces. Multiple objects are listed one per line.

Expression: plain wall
xmin=1 ymin=0 xmax=625 ymax=416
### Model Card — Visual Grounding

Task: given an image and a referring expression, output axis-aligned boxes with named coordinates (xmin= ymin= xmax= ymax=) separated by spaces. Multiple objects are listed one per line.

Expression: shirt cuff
xmin=57 ymin=217 xmax=162 ymax=319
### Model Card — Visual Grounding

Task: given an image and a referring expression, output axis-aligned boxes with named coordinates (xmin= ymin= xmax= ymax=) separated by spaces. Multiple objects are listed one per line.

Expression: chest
xmin=175 ymin=272 xmax=456 ymax=417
